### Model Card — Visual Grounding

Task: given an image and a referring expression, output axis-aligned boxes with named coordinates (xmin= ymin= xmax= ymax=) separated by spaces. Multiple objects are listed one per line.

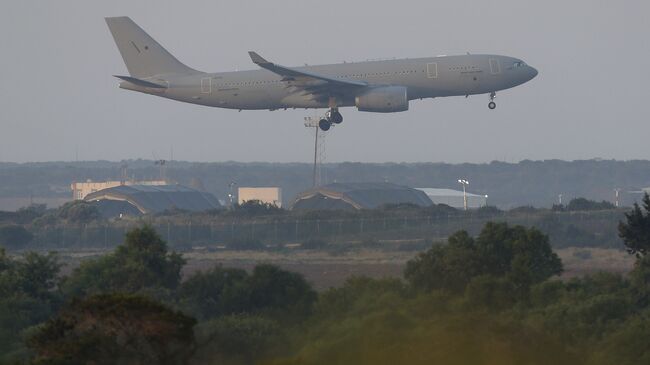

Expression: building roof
xmin=291 ymin=182 xmax=433 ymax=210
xmin=84 ymin=184 xmax=221 ymax=214
xmin=416 ymin=188 xmax=485 ymax=198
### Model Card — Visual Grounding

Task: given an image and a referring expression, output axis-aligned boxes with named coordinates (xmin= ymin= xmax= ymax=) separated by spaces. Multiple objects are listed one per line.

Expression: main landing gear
xmin=318 ymin=108 xmax=343 ymax=131
xmin=488 ymin=92 xmax=497 ymax=110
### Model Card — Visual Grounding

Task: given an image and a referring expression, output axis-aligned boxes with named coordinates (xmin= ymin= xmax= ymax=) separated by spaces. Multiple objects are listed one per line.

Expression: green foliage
xmin=231 ymin=199 xmax=284 ymax=217
xmin=0 ymin=224 xmax=33 ymax=249
xmin=566 ymin=198 xmax=616 ymax=211
xmin=178 ymin=264 xmax=317 ymax=323
xmin=404 ymin=223 xmax=563 ymax=297
xmin=62 ymin=225 xmax=184 ymax=297
xmin=193 ymin=315 xmax=284 ymax=365
xmin=629 ymin=255 xmax=650 ymax=306
xmin=619 ymin=193 xmax=650 ymax=257
xmin=0 ymin=249 xmax=62 ymax=360
xmin=178 ymin=266 xmax=250 ymax=320
xmin=27 ymin=293 xmax=196 ymax=365
xmin=247 ymin=264 xmax=317 ymax=319
xmin=55 ymin=200 xmax=101 ymax=224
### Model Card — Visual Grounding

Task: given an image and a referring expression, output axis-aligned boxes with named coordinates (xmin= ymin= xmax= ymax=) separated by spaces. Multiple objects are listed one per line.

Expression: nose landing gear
xmin=488 ymin=92 xmax=497 ymax=110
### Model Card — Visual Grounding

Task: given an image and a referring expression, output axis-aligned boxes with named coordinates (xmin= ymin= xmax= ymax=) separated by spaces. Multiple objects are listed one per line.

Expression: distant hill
xmin=1 ymin=159 xmax=649 ymax=210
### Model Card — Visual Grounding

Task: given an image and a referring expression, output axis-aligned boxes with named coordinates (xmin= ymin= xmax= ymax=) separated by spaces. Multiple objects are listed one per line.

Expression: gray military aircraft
xmin=106 ymin=17 xmax=538 ymax=131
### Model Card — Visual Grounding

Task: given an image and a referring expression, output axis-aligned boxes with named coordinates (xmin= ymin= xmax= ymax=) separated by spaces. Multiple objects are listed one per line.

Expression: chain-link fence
xmin=25 ymin=210 xmax=624 ymax=251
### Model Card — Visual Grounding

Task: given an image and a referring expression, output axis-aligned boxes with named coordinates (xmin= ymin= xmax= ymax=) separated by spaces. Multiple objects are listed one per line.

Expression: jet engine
xmin=355 ymin=86 xmax=409 ymax=113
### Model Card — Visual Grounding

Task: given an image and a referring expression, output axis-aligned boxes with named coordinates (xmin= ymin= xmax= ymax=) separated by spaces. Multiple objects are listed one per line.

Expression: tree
xmin=248 ymin=264 xmax=317 ymax=319
xmin=0 ymin=225 xmax=33 ymax=249
xmin=62 ymin=225 xmax=185 ymax=297
xmin=0 ymin=249 xmax=62 ymax=359
xmin=27 ymin=294 xmax=196 ymax=365
xmin=566 ymin=198 xmax=615 ymax=211
xmin=619 ymin=193 xmax=650 ymax=257
xmin=193 ymin=315 xmax=284 ymax=365
xmin=404 ymin=222 xmax=562 ymax=296
xmin=56 ymin=201 xmax=100 ymax=223
xmin=178 ymin=265 xmax=250 ymax=320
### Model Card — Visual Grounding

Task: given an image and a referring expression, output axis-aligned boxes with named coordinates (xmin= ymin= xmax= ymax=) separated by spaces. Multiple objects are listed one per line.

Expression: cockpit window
xmin=513 ymin=61 xmax=526 ymax=68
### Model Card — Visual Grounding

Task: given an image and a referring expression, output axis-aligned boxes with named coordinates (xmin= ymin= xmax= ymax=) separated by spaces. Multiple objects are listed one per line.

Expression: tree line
xmin=2 ymin=195 xmax=650 ymax=363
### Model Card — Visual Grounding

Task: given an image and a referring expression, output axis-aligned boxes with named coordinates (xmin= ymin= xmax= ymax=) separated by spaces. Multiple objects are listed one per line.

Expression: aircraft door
xmin=201 ymin=77 xmax=212 ymax=93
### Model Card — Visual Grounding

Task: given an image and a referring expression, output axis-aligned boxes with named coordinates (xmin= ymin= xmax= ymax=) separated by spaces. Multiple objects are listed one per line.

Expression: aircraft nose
xmin=529 ymin=66 xmax=538 ymax=80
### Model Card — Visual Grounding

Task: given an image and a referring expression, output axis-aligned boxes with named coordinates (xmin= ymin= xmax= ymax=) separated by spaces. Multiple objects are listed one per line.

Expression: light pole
xmin=614 ymin=188 xmax=621 ymax=207
xmin=228 ymin=181 xmax=237 ymax=208
xmin=484 ymin=194 xmax=489 ymax=207
xmin=458 ymin=179 xmax=469 ymax=211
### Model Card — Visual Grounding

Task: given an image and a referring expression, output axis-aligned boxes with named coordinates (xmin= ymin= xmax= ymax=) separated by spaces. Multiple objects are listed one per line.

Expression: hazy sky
xmin=1 ymin=0 xmax=648 ymax=163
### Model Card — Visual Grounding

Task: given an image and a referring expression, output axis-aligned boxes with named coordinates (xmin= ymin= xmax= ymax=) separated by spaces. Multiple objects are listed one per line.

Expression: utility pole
xmin=304 ymin=116 xmax=329 ymax=187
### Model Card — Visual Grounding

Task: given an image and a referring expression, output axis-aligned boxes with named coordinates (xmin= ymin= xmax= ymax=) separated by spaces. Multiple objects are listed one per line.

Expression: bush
xmin=61 ymin=225 xmax=184 ymax=297
xmin=404 ymin=223 xmax=563 ymax=296
xmin=27 ymin=294 xmax=196 ymax=365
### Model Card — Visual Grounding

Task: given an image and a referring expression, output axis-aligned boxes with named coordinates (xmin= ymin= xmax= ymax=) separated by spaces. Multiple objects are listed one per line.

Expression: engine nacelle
xmin=355 ymin=86 xmax=409 ymax=113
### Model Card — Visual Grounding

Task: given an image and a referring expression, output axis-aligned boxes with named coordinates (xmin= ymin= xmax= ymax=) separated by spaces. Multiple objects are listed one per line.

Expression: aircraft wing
xmin=248 ymin=51 xmax=367 ymax=89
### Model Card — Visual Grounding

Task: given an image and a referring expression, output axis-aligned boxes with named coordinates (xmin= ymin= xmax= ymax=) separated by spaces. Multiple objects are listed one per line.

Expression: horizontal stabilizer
xmin=114 ymin=75 xmax=167 ymax=88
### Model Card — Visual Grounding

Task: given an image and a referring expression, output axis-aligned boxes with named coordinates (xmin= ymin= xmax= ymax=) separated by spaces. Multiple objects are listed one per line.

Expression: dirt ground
xmin=55 ymin=247 xmax=637 ymax=291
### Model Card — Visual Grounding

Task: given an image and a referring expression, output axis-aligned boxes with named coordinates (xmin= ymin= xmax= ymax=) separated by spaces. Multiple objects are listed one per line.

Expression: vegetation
xmin=28 ymin=294 xmax=196 ymax=365
xmin=61 ymin=225 xmax=185 ymax=298
xmin=1 ymin=200 xmax=650 ymax=363
xmin=0 ymin=225 xmax=33 ymax=249
xmin=619 ymin=193 xmax=650 ymax=257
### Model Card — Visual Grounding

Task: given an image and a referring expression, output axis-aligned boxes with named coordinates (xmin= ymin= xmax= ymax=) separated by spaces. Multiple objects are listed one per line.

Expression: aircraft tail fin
xmin=105 ymin=17 xmax=198 ymax=78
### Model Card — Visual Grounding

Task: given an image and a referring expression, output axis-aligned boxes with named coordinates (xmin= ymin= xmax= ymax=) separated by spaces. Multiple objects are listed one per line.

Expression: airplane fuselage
xmin=120 ymin=54 xmax=538 ymax=111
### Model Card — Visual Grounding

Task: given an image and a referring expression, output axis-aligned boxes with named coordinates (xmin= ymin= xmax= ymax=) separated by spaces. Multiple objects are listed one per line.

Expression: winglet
xmin=248 ymin=51 xmax=270 ymax=65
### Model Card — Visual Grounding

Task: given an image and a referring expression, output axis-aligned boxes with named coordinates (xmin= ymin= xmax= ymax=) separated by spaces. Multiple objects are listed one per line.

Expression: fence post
xmin=295 ymin=220 xmax=299 ymax=239
xmin=274 ymin=220 xmax=278 ymax=240
xmin=167 ymin=221 xmax=171 ymax=245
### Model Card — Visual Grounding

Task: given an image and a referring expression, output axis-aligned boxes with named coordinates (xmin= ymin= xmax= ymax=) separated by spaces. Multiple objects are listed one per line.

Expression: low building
xmin=291 ymin=182 xmax=433 ymax=211
xmin=84 ymin=184 xmax=221 ymax=217
xmin=238 ymin=187 xmax=282 ymax=207
xmin=71 ymin=180 xmax=166 ymax=200
xmin=416 ymin=188 xmax=487 ymax=209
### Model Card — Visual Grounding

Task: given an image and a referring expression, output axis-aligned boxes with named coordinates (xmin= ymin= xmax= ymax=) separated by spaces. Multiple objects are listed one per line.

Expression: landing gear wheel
xmin=319 ymin=118 xmax=331 ymax=131
xmin=330 ymin=111 xmax=343 ymax=124
xmin=488 ymin=101 xmax=496 ymax=110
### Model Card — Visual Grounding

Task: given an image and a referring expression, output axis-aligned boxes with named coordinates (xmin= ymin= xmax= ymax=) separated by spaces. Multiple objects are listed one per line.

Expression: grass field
xmin=52 ymin=245 xmax=636 ymax=291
